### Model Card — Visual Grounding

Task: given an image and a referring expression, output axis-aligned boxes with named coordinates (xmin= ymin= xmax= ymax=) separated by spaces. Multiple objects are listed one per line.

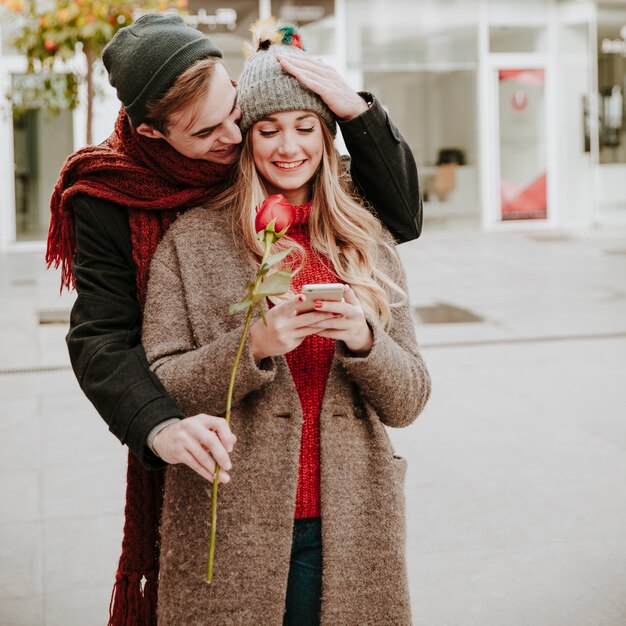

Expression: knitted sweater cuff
xmin=146 ymin=417 xmax=182 ymax=455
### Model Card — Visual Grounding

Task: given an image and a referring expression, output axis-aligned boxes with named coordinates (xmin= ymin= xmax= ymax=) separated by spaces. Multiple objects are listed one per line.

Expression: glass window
xmin=489 ymin=26 xmax=548 ymax=53
xmin=345 ymin=0 xmax=479 ymax=68
xmin=12 ymin=75 xmax=74 ymax=241
xmin=597 ymin=6 xmax=626 ymax=164
xmin=363 ymin=69 xmax=479 ymax=222
xmin=345 ymin=1 xmax=481 ymax=223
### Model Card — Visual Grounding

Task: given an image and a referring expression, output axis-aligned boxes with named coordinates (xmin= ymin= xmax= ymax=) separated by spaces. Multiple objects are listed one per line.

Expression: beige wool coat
xmin=142 ymin=204 xmax=431 ymax=626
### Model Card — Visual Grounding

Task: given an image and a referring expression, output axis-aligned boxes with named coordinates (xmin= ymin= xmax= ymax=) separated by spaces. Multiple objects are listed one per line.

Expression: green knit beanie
xmin=237 ymin=20 xmax=336 ymax=136
xmin=103 ymin=13 xmax=222 ymax=127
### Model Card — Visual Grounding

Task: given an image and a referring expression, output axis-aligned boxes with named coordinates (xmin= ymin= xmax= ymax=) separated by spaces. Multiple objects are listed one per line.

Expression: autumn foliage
xmin=0 ymin=0 xmax=187 ymax=143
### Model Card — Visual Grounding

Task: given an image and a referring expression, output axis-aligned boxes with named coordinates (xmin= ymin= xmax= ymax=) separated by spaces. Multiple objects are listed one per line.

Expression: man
xmin=47 ymin=12 xmax=421 ymax=624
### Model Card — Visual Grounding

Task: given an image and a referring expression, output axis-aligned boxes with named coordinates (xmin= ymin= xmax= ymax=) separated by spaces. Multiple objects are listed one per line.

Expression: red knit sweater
xmin=284 ymin=203 xmax=338 ymax=519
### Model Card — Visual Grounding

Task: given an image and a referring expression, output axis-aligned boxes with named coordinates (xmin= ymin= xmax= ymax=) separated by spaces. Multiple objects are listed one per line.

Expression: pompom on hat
xmin=237 ymin=19 xmax=336 ymax=135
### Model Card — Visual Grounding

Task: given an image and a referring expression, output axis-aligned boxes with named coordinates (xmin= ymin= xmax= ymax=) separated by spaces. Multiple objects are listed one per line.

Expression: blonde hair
xmin=210 ymin=116 xmax=406 ymax=329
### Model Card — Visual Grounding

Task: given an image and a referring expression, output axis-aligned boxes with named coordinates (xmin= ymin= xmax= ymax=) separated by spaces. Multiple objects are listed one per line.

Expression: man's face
xmin=138 ymin=63 xmax=242 ymax=163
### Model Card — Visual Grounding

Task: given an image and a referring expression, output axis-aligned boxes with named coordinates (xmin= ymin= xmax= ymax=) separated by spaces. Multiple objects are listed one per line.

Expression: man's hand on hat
xmin=276 ymin=55 xmax=368 ymax=121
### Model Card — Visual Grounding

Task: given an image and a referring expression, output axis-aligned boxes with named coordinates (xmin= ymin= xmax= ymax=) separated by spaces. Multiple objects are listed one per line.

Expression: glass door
xmin=496 ymin=68 xmax=547 ymax=221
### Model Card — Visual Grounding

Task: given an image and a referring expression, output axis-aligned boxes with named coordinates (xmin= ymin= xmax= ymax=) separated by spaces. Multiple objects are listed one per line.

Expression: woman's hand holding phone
xmin=309 ymin=285 xmax=373 ymax=355
xmin=296 ymin=283 xmax=345 ymax=313
xmin=249 ymin=283 xmax=373 ymax=360
xmin=249 ymin=293 xmax=337 ymax=361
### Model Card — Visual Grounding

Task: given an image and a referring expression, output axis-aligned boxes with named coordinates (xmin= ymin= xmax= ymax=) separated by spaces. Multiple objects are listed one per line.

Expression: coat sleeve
xmin=142 ymin=240 xmax=277 ymax=416
xmin=338 ymin=92 xmax=422 ymax=244
xmin=66 ymin=195 xmax=183 ymax=469
xmin=336 ymin=244 xmax=431 ymax=428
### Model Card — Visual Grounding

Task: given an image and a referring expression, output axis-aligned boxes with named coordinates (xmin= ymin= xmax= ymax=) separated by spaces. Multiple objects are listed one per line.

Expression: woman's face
xmin=250 ymin=110 xmax=324 ymax=206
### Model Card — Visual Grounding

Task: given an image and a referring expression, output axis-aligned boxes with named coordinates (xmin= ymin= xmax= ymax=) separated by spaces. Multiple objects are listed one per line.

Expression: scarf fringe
xmin=45 ymin=192 xmax=77 ymax=293
xmin=108 ymin=573 xmax=157 ymax=626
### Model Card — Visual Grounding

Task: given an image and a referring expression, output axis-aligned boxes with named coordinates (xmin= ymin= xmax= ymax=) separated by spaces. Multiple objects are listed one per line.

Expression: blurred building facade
xmin=1 ymin=0 xmax=625 ymax=250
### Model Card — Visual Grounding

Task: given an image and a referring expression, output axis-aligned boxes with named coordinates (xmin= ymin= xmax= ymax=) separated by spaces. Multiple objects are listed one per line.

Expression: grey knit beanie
xmin=103 ymin=13 xmax=222 ymax=127
xmin=238 ymin=20 xmax=336 ymax=135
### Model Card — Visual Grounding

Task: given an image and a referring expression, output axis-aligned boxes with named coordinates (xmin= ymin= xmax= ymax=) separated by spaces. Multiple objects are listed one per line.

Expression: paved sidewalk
xmin=1 ymin=227 xmax=626 ymax=625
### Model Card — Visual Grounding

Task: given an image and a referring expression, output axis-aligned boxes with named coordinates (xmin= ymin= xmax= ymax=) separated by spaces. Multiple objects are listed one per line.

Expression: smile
xmin=273 ymin=160 xmax=305 ymax=170
xmin=211 ymin=145 xmax=236 ymax=155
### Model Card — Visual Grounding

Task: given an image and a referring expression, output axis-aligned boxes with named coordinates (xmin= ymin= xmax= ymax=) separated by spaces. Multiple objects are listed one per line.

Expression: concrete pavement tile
xmin=0 ymin=325 xmax=38 ymax=370
xmin=409 ymin=542 xmax=626 ymax=626
xmin=37 ymin=371 xmax=82 ymax=396
xmin=418 ymin=321 xmax=515 ymax=347
xmin=44 ymin=586 xmax=111 ymax=626
xmin=398 ymin=419 xmax=626 ymax=554
xmin=391 ymin=338 xmax=626 ymax=568
xmin=0 ymin=470 xmax=40 ymax=524
xmin=38 ymin=325 xmax=72 ymax=367
xmin=400 ymin=233 xmax=626 ymax=344
xmin=580 ymin=337 xmax=626 ymax=367
xmin=0 ymin=397 xmax=42 ymax=471
xmin=0 ymin=371 xmax=76 ymax=401
xmin=0 ymin=374 xmax=41 ymax=400
xmin=43 ymin=514 xmax=122 ymax=594
xmin=0 ymin=521 xmax=43 ymax=600
xmin=41 ymin=395 xmax=126 ymax=468
xmin=39 ymin=387 xmax=94 ymax=415
xmin=42 ymin=462 xmax=125 ymax=519
xmin=580 ymin=411 xmax=626 ymax=454
xmin=0 ymin=595 xmax=44 ymax=626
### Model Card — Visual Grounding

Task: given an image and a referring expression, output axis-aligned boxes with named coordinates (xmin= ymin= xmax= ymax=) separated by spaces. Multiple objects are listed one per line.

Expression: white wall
xmin=555 ymin=19 xmax=594 ymax=228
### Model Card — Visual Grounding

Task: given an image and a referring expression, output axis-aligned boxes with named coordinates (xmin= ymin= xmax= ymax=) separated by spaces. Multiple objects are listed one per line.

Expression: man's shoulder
xmin=73 ymin=193 xmax=129 ymax=220
xmin=72 ymin=193 xmax=131 ymax=244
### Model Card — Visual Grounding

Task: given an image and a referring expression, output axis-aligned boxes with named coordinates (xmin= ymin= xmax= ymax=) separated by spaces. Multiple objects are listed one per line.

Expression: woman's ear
xmin=136 ymin=123 xmax=166 ymax=140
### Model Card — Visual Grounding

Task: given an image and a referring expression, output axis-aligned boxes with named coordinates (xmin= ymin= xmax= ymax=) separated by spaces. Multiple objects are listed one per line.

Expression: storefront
xmin=0 ymin=0 xmax=624 ymax=250
xmin=343 ymin=0 xmax=603 ymax=230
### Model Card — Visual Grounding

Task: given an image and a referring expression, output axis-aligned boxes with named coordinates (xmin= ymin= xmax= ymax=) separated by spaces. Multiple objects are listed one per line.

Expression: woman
xmin=142 ymin=21 xmax=431 ymax=626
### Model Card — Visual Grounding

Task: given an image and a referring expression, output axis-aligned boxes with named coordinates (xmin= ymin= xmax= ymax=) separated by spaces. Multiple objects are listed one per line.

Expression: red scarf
xmin=46 ymin=107 xmax=232 ymax=304
xmin=46 ymin=108 xmax=233 ymax=626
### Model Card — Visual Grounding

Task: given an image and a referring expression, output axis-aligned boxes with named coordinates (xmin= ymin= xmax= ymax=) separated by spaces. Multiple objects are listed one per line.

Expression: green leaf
xmin=255 ymin=271 xmax=292 ymax=297
xmin=261 ymin=247 xmax=293 ymax=271
xmin=229 ymin=299 xmax=253 ymax=315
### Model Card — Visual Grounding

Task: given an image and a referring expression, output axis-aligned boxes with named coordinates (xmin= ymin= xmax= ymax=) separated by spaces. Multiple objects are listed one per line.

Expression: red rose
xmin=255 ymin=194 xmax=295 ymax=234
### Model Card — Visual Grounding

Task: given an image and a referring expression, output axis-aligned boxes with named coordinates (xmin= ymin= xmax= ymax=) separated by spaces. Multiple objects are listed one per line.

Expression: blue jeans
xmin=283 ymin=517 xmax=322 ymax=625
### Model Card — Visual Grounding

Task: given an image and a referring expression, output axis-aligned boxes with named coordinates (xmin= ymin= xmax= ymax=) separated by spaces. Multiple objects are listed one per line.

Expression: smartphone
xmin=297 ymin=283 xmax=345 ymax=313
